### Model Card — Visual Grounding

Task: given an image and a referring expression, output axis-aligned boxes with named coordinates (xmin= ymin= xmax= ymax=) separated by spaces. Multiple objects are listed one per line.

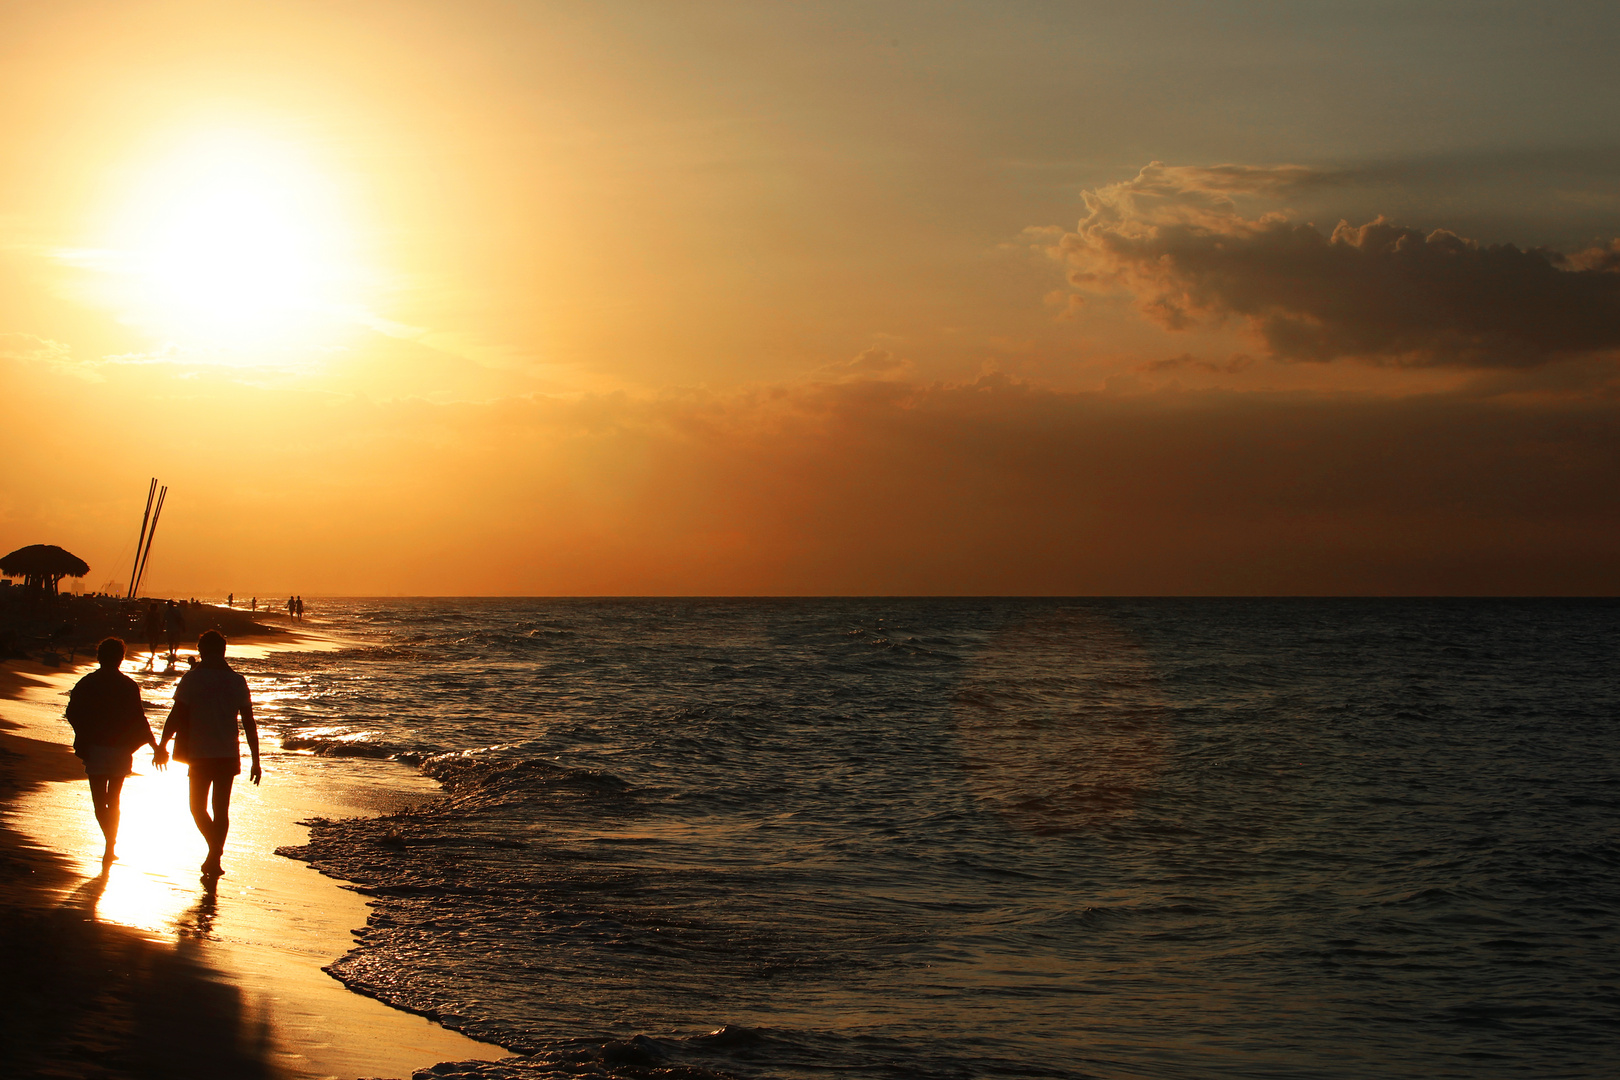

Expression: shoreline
xmin=0 ymin=626 xmax=505 ymax=1079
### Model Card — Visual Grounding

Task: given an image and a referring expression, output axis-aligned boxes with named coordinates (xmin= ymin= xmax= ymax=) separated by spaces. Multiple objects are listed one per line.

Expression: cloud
xmin=1044 ymin=162 xmax=1620 ymax=368
xmin=455 ymin=373 xmax=1620 ymax=595
xmin=808 ymin=345 xmax=916 ymax=382
xmin=0 ymin=332 xmax=100 ymax=381
xmin=0 ymin=332 xmax=72 ymax=364
xmin=7 ymin=335 xmax=1620 ymax=595
xmin=1063 ymin=161 xmax=1340 ymax=233
xmin=1137 ymin=352 xmax=1256 ymax=375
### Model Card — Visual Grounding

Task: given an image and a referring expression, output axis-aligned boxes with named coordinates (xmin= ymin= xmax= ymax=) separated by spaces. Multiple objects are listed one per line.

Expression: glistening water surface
xmin=247 ymin=598 xmax=1617 ymax=1079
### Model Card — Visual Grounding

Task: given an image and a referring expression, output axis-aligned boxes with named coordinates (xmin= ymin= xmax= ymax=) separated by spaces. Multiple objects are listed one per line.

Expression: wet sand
xmin=0 ymin=632 xmax=507 ymax=1079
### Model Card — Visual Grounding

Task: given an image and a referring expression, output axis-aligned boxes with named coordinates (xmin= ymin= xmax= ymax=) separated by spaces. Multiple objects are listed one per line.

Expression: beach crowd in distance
xmin=0 ymin=586 xmax=289 ymax=667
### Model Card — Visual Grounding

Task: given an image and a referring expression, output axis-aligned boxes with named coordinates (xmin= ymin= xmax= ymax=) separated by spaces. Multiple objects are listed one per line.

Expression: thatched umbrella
xmin=0 ymin=544 xmax=91 ymax=597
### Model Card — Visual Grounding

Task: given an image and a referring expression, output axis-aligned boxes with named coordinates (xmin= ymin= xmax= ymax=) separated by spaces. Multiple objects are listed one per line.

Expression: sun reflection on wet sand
xmin=17 ymin=755 xmax=217 ymax=933
xmin=10 ymin=748 xmax=507 ymax=1076
xmin=2 ymin=658 xmax=506 ymax=1078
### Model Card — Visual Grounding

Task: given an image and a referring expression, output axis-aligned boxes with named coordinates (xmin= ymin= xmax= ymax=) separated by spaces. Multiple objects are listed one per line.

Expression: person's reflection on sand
xmin=60 ymin=866 xmax=113 ymax=921
xmin=176 ymin=876 xmax=220 ymax=940
xmin=8 ymin=871 xmax=281 ymax=1078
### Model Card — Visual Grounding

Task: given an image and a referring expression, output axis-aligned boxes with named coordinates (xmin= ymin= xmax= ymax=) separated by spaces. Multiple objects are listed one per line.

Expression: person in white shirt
xmin=158 ymin=630 xmax=261 ymax=877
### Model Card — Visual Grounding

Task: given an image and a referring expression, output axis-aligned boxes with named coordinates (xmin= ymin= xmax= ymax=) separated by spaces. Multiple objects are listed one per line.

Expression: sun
xmin=92 ymin=129 xmax=366 ymax=352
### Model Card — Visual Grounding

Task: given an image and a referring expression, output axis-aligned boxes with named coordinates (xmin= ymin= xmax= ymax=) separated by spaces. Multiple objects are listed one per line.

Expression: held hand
xmin=152 ymin=745 xmax=169 ymax=771
xmin=250 ymin=760 xmax=262 ymax=786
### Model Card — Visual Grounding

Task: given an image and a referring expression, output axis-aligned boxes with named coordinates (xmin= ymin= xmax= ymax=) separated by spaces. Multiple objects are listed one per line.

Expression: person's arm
xmin=159 ymin=700 xmax=189 ymax=754
xmin=62 ymin=680 xmax=85 ymax=753
xmin=131 ymin=681 xmax=167 ymax=768
xmin=150 ymin=705 xmax=169 ymax=765
xmin=242 ymin=698 xmax=262 ymax=785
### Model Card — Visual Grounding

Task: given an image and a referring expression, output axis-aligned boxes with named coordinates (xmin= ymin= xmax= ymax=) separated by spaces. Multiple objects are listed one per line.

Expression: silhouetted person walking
xmin=163 ymin=600 xmax=185 ymax=666
xmin=159 ymin=631 xmax=261 ymax=877
xmin=64 ymin=637 xmax=167 ymax=863
xmin=143 ymin=602 xmax=162 ymax=669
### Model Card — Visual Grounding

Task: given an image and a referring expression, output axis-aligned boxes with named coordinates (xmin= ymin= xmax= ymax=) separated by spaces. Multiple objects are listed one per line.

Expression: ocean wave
xmin=412 ymin=1032 xmax=747 ymax=1079
xmin=280 ymin=734 xmax=418 ymax=760
xmin=261 ymin=596 xmax=1620 ymax=1080
xmin=399 ymin=1022 xmax=1039 ymax=1080
xmin=421 ymin=750 xmax=630 ymax=805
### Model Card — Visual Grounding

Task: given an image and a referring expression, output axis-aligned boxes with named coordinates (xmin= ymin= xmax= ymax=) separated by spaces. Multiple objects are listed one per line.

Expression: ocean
xmin=248 ymin=598 xmax=1618 ymax=1079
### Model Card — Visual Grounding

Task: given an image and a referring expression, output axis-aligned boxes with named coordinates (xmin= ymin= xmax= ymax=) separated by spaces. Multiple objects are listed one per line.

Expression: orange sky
xmin=3 ymin=1 xmax=1618 ymax=595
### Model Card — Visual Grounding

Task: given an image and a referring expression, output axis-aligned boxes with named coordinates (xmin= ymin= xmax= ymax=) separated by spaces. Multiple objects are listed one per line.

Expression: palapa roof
xmin=0 ymin=544 xmax=91 ymax=579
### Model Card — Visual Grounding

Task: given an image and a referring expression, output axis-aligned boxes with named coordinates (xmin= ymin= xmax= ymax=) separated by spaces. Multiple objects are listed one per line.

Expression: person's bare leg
xmin=103 ymin=775 xmax=125 ymax=862
xmin=190 ymin=774 xmax=221 ymax=873
xmin=206 ymin=775 xmax=234 ymax=874
xmin=89 ymin=775 xmax=125 ymax=863
xmin=191 ymin=774 xmax=234 ymax=875
xmin=88 ymin=777 xmax=110 ymax=858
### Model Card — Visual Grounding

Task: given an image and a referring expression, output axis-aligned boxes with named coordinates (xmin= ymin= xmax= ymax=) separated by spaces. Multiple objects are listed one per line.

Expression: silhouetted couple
xmin=65 ymin=632 xmax=262 ymax=876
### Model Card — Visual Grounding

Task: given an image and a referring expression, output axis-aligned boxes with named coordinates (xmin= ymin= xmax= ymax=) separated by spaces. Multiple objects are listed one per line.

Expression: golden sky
xmin=3 ymin=1 xmax=1618 ymax=595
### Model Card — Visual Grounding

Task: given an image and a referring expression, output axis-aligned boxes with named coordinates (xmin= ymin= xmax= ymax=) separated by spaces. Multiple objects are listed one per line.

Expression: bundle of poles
xmin=126 ymin=477 xmax=167 ymax=601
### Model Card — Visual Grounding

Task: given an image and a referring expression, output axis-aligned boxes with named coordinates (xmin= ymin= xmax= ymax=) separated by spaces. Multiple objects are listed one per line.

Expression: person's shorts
xmin=80 ymin=745 xmax=134 ymax=778
xmin=188 ymin=756 xmax=242 ymax=780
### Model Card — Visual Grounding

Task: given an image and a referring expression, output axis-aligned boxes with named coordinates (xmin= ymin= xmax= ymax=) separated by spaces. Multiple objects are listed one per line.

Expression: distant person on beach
xmin=143 ymin=602 xmax=162 ymax=668
xmin=250 ymin=596 xmax=257 ymax=612
xmin=64 ymin=637 xmax=168 ymax=864
xmin=158 ymin=630 xmax=261 ymax=877
xmin=295 ymin=595 xmax=304 ymax=619
xmin=286 ymin=596 xmax=295 ymax=619
xmin=163 ymin=600 xmax=185 ymax=664
xmin=227 ymin=592 xmax=234 ymax=608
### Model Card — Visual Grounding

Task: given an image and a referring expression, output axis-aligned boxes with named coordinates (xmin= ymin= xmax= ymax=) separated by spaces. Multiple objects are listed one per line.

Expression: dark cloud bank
xmin=378 ymin=375 xmax=1620 ymax=594
xmin=6 ymin=345 xmax=1617 ymax=592
xmin=1048 ymin=162 xmax=1620 ymax=368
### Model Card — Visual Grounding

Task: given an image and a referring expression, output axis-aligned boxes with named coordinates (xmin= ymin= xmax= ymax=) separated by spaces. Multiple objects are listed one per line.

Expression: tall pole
xmin=134 ymin=485 xmax=167 ymax=599
xmin=127 ymin=478 xmax=157 ymax=599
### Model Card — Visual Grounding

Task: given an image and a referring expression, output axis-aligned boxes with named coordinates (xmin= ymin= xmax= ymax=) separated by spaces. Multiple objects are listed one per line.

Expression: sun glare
xmin=93 ymin=129 xmax=365 ymax=351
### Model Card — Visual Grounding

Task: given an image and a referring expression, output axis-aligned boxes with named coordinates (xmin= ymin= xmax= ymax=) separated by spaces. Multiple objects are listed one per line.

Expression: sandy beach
xmin=0 ymin=620 xmax=506 ymax=1080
